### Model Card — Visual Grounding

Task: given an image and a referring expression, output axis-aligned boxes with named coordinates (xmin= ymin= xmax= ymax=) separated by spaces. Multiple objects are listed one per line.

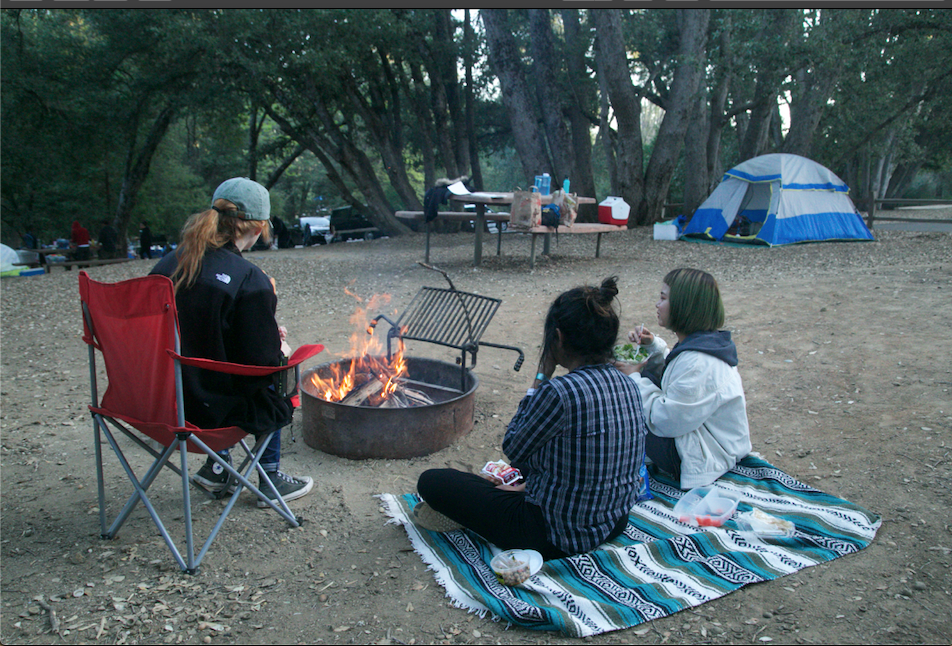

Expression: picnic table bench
xmin=517 ymin=222 xmax=627 ymax=269
xmin=43 ymin=257 xmax=133 ymax=273
xmin=395 ymin=210 xmax=626 ymax=269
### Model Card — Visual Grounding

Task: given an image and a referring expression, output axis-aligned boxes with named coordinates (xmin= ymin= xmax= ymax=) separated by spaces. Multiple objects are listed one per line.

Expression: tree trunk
xmin=435 ymin=10 xmax=468 ymax=178
xmin=592 ymin=9 xmax=645 ymax=222
xmin=481 ymin=9 xmax=549 ymax=184
xmin=781 ymin=60 xmax=843 ymax=158
xmin=342 ymin=73 xmax=422 ymax=211
xmin=529 ymin=9 xmax=573 ymax=181
xmin=463 ymin=10 xmax=484 ymax=191
xmin=641 ymin=9 xmax=711 ymax=225
xmin=406 ymin=61 xmax=438 ymax=191
xmin=683 ymin=89 xmax=711 ymax=218
xmin=705 ymin=14 xmax=734 ymax=191
xmin=561 ymin=8 xmax=597 ymax=220
xmin=738 ymin=82 xmax=776 ymax=160
xmin=114 ymin=103 xmax=175 ymax=246
xmin=420 ymin=23 xmax=460 ymax=180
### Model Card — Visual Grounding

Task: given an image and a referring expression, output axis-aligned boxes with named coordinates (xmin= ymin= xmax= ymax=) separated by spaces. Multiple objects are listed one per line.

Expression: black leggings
xmin=646 ymin=433 xmax=682 ymax=481
xmin=417 ymin=469 xmax=627 ymax=561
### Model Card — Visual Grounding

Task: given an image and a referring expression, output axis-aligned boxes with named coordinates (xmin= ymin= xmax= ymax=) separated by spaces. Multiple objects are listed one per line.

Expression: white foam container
xmin=653 ymin=222 xmax=680 ymax=240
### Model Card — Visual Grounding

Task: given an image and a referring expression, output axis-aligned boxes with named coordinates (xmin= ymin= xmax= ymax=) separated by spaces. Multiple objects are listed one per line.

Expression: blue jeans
xmin=219 ymin=427 xmax=281 ymax=473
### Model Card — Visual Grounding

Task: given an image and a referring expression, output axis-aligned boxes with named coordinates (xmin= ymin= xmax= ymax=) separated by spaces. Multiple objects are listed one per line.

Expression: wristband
xmin=535 ymin=372 xmax=548 ymax=382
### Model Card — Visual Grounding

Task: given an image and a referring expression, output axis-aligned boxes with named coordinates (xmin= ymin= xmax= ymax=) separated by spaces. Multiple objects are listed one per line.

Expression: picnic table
xmin=396 ymin=191 xmax=612 ymax=268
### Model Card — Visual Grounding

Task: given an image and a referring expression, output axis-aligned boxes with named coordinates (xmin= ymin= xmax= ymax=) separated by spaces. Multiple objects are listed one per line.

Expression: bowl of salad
xmin=613 ymin=343 xmax=650 ymax=365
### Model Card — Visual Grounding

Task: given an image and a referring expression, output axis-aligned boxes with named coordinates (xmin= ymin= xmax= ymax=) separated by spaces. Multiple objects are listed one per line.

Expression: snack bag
xmin=481 ymin=460 xmax=523 ymax=485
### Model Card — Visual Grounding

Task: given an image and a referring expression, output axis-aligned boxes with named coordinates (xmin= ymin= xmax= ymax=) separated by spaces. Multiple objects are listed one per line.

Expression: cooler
xmin=598 ymin=197 xmax=630 ymax=226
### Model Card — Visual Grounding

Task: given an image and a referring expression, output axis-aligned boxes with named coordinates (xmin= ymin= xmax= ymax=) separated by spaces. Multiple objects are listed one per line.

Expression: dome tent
xmin=680 ymin=153 xmax=874 ymax=246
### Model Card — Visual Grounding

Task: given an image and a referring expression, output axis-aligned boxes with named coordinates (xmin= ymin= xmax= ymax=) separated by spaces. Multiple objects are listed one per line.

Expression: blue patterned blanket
xmin=378 ymin=456 xmax=880 ymax=638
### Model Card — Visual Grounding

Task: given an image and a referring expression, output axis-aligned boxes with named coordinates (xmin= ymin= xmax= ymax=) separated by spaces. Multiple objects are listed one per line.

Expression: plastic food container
xmin=734 ymin=508 xmax=795 ymax=537
xmin=490 ymin=549 xmax=542 ymax=587
xmin=673 ymin=486 xmax=741 ymax=527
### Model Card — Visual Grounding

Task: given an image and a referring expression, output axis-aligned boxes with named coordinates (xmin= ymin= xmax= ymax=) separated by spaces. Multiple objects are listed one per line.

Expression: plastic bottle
xmin=563 ymin=176 xmax=570 ymax=194
xmin=540 ymin=173 xmax=551 ymax=196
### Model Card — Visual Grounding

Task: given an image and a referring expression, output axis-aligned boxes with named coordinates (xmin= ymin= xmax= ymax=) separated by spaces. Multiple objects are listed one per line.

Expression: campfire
xmin=308 ymin=290 xmax=435 ymax=409
xmin=300 ymin=267 xmax=523 ymax=459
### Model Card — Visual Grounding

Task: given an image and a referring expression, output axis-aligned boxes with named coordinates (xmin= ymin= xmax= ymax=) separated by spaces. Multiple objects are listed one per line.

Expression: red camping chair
xmin=79 ymin=271 xmax=324 ymax=574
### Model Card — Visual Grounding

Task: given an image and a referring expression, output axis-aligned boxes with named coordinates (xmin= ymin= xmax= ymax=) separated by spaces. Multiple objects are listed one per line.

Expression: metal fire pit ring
xmin=300 ymin=356 xmax=478 ymax=460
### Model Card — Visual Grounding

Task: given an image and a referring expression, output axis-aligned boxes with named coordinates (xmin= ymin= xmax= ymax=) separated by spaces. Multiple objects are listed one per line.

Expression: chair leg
xmin=97 ymin=423 xmax=193 ymax=572
xmin=93 ymin=415 xmax=108 ymax=537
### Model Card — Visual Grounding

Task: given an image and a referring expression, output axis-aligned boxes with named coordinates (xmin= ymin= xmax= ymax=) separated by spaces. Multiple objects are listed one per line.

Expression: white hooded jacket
xmin=630 ymin=333 xmax=751 ymax=490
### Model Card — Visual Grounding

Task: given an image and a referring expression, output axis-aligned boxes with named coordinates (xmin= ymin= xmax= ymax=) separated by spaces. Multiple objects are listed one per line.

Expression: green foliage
xmin=3 ymin=7 xmax=951 ymax=247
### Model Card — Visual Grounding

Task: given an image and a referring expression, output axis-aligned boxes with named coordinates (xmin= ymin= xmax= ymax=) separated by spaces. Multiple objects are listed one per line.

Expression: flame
xmin=309 ymin=291 xmax=408 ymax=403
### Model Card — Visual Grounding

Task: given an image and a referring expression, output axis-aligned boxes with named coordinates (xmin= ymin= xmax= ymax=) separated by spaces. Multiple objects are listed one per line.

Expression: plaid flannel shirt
xmin=503 ymin=363 xmax=647 ymax=555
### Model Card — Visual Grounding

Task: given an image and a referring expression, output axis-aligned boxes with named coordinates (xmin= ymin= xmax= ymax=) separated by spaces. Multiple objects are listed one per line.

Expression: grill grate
xmin=370 ymin=274 xmax=524 ymax=390
xmin=397 ymin=287 xmax=500 ymax=352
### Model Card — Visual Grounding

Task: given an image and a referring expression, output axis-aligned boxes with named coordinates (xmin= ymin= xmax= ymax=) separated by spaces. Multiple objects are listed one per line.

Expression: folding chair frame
xmin=80 ymin=272 xmax=323 ymax=574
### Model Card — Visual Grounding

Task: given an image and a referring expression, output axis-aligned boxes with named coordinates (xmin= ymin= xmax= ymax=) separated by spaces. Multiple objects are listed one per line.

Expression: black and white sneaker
xmin=257 ymin=470 xmax=314 ymax=508
xmin=194 ymin=455 xmax=236 ymax=493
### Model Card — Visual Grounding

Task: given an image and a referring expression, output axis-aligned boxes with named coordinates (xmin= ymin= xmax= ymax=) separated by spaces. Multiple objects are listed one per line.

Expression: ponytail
xmin=170 ymin=199 xmax=269 ymax=293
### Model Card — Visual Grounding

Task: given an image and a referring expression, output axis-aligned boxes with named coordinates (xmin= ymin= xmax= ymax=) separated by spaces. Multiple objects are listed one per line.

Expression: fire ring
xmin=300 ymin=356 xmax=479 ymax=460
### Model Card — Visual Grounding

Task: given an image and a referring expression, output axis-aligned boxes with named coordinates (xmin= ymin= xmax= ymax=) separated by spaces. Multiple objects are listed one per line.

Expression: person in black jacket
xmin=98 ymin=220 xmax=119 ymax=259
xmin=139 ymin=221 xmax=153 ymax=259
xmin=150 ymin=177 xmax=313 ymax=507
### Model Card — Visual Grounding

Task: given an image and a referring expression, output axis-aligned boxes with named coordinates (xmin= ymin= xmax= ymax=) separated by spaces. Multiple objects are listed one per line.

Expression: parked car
xmin=461 ymin=204 xmax=506 ymax=234
xmin=329 ymin=206 xmax=381 ymax=242
xmin=299 ymin=216 xmax=332 ymax=245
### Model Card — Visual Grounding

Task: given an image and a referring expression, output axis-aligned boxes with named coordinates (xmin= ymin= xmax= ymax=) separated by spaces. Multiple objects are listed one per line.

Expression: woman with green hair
xmin=616 ymin=268 xmax=751 ymax=490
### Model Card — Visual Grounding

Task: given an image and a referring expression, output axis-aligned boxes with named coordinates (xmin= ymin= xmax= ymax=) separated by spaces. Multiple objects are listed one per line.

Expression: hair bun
xmin=598 ymin=276 xmax=619 ymax=304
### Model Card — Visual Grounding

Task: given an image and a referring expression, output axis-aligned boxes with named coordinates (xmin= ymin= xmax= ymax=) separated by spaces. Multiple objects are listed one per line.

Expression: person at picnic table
xmin=615 ymin=268 xmax=751 ymax=490
xmin=97 ymin=219 xmax=119 ymax=260
xmin=70 ymin=220 xmax=91 ymax=262
xmin=139 ymin=221 xmax=153 ymax=259
xmin=414 ymin=276 xmax=647 ymax=560
xmin=149 ymin=177 xmax=313 ymax=507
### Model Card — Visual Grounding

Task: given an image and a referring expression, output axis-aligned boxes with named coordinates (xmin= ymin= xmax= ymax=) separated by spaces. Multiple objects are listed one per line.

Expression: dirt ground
xmin=2 ymin=218 xmax=950 ymax=645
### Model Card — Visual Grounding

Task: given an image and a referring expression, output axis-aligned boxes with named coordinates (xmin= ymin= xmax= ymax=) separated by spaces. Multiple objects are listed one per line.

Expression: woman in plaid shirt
xmin=415 ymin=276 xmax=647 ymax=559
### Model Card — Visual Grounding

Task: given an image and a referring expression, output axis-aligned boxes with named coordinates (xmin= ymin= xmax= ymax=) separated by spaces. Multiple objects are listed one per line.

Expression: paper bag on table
xmin=552 ymin=189 xmax=578 ymax=227
xmin=509 ymin=190 xmax=541 ymax=230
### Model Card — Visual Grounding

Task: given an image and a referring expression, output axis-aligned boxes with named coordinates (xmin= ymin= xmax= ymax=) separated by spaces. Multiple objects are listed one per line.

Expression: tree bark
xmin=114 ymin=102 xmax=175 ymax=244
xmin=641 ymin=9 xmax=710 ymax=225
xmin=481 ymin=9 xmax=549 ymax=184
xmin=529 ymin=9 xmax=573 ymax=181
xmin=592 ymin=9 xmax=645 ymax=221
xmin=683 ymin=89 xmax=711 ymax=217
xmin=561 ymin=9 xmax=597 ymax=220
xmin=463 ymin=10 xmax=484 ymax=190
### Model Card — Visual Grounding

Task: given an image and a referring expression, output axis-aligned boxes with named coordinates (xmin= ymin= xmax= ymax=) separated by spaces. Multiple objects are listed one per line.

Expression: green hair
xmin=664 ymin=268 xmax=725 ymax=336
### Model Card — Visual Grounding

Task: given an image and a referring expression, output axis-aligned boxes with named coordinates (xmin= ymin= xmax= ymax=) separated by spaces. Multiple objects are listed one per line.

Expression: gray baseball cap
xmin=211 ymin=177 xmax=271 ymax=221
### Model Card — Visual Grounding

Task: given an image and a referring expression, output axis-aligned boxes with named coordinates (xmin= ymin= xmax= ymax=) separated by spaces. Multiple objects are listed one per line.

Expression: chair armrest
xmin=168 ymin=344 xmax=324 ymax=377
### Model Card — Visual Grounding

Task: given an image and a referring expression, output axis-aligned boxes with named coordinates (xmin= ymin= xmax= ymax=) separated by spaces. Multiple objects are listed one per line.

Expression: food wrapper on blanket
xmin=481 ymin=460 xmax=523 ymax=486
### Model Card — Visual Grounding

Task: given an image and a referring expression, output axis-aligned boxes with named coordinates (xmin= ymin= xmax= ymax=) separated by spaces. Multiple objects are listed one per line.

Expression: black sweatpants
xmin=417 ymin=468 xmax=627 ymax=561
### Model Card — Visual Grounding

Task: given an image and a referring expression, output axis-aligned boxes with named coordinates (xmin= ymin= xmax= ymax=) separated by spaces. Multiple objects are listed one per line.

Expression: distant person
xmin=71 ymin=221 xmax=91 ymax=262
xmin=615 ymin=268 xmax=751 ymax=490
xmin=98 ymin=219 xmax=119 ymax=260
xmin=21 ymin=230 xmax=37 ymax=250
xmin=139 ymin=221 xmax=153 ymax=259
